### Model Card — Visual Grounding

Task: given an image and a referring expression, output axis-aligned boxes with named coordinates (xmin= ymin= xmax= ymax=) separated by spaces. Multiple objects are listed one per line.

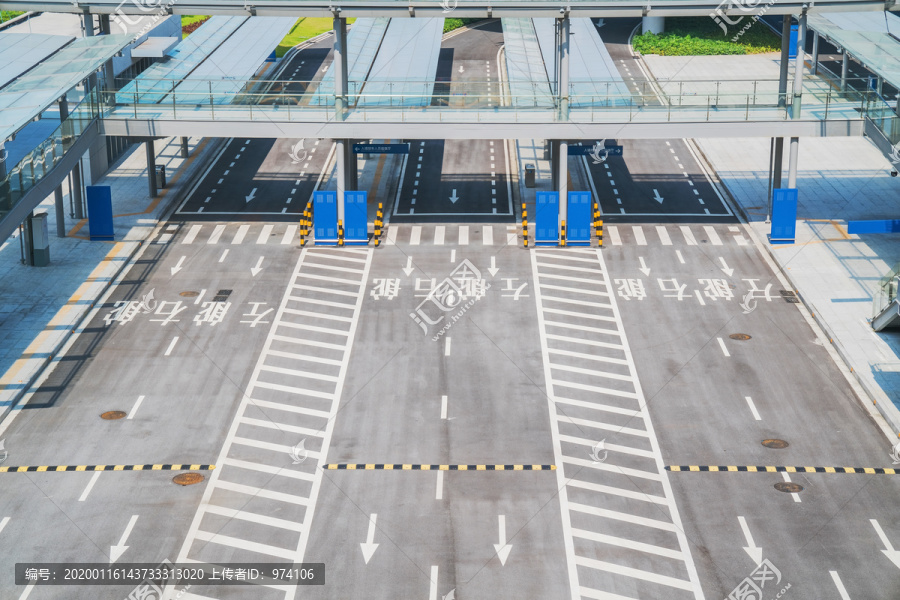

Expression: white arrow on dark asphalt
xmin=738 ymin=516 xmax=762 ymax=565
xmin=170 ymin=256 xmax=186 ymax=276
xmin=245 ymin=187 xmax=257 ymax=203
xmin=871 ymin=519 xmax=900 ymax=569
xmin=250 ymin=256 xmax=264 ymax=277
xmin=596 ymin=18 xmax=606 ymax=28
xmin=652 ymin=189 xmax=664 ymax=204
xmin=402 ymin=256 xmax=414 ymax=277
xmin=493 ymin=515 xmax=512 ymax=566
xmin=638 ymin=257 xmax=651 ymax=276
xmin=488 ymin=256 xmax=499 ymax=277
xmin=449 ymin=189 xmax=460 ymax=204
xmin=719 ymin=257 xmax=734 ymax=277
xmin=360 ymin=514 xmax=379 ymax=564
xmin=110 ymin=515 xmax=139 ymax=563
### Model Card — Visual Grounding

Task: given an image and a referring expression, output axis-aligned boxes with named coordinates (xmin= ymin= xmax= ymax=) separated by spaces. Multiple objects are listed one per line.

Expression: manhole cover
xmin=100 ymin=411 xmax=127 ymax=420
xmin=762 ymin=439 xmax=789 ymax=449
xmin=729 ymin=333 xmax=752 ymax=341
xmin=173 ymin=473 xmax=205 ymax=486
xmin=774 ymin=482 xmax=803 ymax=493
xmin=179 ymin=291 xmax=200 ymax=297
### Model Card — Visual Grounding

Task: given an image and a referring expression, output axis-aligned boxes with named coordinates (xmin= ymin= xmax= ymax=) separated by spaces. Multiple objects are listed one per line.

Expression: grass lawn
xmin=632 ymin=17 xmax=781 ymax=56
xmin=1 ymin=10 xmax=25 ymax=22
xmin=181 ymin=15 xmax=210 ymax=39
xmin=275 ymin=17 xmax=356 ymax=57
xmin=443 ymin=18 xmax=482 ymax=33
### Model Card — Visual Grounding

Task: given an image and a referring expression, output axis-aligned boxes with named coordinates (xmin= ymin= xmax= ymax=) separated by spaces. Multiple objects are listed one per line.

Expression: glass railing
xmin=0 ymin=91 xmax=99 ymax=223
xmin=874 ymin=262 xmax=900 ymax=318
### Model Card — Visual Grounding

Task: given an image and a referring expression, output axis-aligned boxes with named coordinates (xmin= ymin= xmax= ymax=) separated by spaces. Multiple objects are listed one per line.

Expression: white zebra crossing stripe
xmin=680 ymin=226 xmax=697 ymax=245
xmin=183 ymin=224 xmax=201 ymax=245
xmin=410 ymin=226 xmax=422 ymax=245
xmin=607 ymin=225 xmax=621 ymax=245
xmin=632 ymin=226 xmax=646 ymax=246
xmin=703 ymin=225 xmax=722 ymax=245
xmin=458 ymin=225 xmax=469 ymax=245
xmin=207 ymin=224 xmax=225 ymax=245
xmin=483 ymin=225 xmax=493 ymax=245
xmin=656 ymin=226 xmax=672 ymax=245
xmin=232 ymin=224 xmax=249 ymax=244
xmin=282 ymin=225 xmax=297 ymax=244
xmin=434 ymin=225 xmax=445 ymax=245
xmin=257 ymin=224 xmax=274 ymax=244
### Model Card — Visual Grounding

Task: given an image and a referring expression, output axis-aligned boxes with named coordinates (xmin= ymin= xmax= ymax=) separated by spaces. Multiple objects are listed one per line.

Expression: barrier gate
xmin=344 ymin=191 xmax=368 ymax=245
xmin=313 ymin=191 xmax=338 ymax=245
xmin=566 ymin=191 xmax=591 ymax=246
xmin=535 ymin=191 xmax=559 ymax=246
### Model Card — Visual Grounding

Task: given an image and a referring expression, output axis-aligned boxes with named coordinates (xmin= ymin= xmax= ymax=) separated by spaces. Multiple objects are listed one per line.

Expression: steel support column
xmin=336 ymin=138 xmax=346 ymax=222
xmin=181 ymin=136 xmax=189 ymax=158
xmin=811 ymin=31 xmax=819 ymax=75
xmin=778 ymin=16 xmax=791 ymax=108
xmin=787 ymin=136 xmax=799 ymax=188
xmin=558 ymin=140 xmax=568 ymax=226
xmin=557 ymin=16 xmax=570 ymax=121
xmin=333 ymin=17 xmax=348 ymax=122
xmin=146 ymin=139 xmax=157 ymax=198
xmin=841 ymin=51 xmax=849 ymax=91
xmin=54 ymin=187 xmax=66 ymax=237
xmin=791 ymin=12 xmax=807 ymax=120
xmin=72 ymin=162 xmax=84 ymax=220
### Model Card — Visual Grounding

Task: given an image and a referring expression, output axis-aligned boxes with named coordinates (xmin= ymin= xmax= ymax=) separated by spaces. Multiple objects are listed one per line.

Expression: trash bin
xmin=155 ymin=165 xmax=166 ymax=189
xmin=525 ymin=164 xmax=536 ymax=188
xmin=31 ymin=211 xmax=50 ymax=267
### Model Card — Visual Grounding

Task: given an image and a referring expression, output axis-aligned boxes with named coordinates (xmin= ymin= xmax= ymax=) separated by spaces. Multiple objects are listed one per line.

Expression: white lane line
xmin=445 ymin=337 xmax=452 ymax=357
xmin=257 ymin=224 xmax=274 ymax=244
xmin=568 ymin=503 xmax=677 ymax=531
xmin=436 ymin=470 xmax=444 ymax=500
xmin=127 ymin=395 xmax=145 ymax=420
xmin=204 ymin=504 xmax=304 ymax=532
xmin=483 ymin=225 xmax=494 ymax=245
xmin=441 ymin=395 xmax=448 ymax=419
xmin=704 ymin=226 xmax=722 ymax=245
xmin=164 ymin=337 xmax=179 ymax=356
xmin=78 ymin=471 xmax=102 ymax=502
xmin=606 ymin=225 xmax=621 ymax=245
xmin=574 ymin=555 xmax=693 ymax=592
xmin=194 ymin=289 xmax=206 ymax=305
xmin=429 ymin=566 xmax=439 ymax=600
xmin=410 ymin=226 xmax=422 ymax=245
xmin=17 ymin=583 xmax=35 ymax=600
xmin=694 ymin=290 xmax=706 ymax=306
xmin=566 ymin=478 xmax=667 ymax=505
xmin=193 ymin=530 xmax=296 ymax=560
xmin=656 ymin=226 xmax=672 ymax=245
xmin=507 ymin=233 xmax=517 ymax=246
xmin=218 ymin=249 xmax=229 ymax=263
xmin=0 ymin=516 xmax=8 ymax=536
xmin=781 ymin=471 xmax=802 ymax=502
xmin=680 ymin=226 xmax=697 ymax=245
xmin=632 ymin=226 xmax=646 ymax=246
xmin=571 ymin=528 xmax=684 ymax=560
xmin=215 ymin=480 xmax=310 ymax=506
xmin=183 ymin=224 xmax=202 ymax=244
xmin=745 ymin=396 xmax=761 ymax=420
xmin=386 ymin=226 xmax=398 ymax=245
xmin=458 ymin=225 xmax=469 ymax=245
xmin=282 ymin=225 xmax=297 ymax=245
xmin=717 ymin=337 xmax=730 ymax=357
xmin=434 ymin=226 xmax=445 ymax=245
xmin=450 ymin=249 xmax=456 ymax=263
xmin=676 ymin=250 xmax=685 ymax=264
xmin=830 ymin=571 xmax=852 ymax=600
xmin=232 ymin=224 xmax=249 ymax=244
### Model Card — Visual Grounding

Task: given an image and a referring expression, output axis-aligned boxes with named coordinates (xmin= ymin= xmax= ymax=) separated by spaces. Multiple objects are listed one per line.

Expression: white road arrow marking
xmin=652 ymin=189 xmax=664 ymax=204
xmin=251 ymin=256 xmax=264 ymax=277
xmin=360 ymin=514 xmax=379 ymax=564
xmin=458 ymin=65 xmax=464 ymax=74
xmin=245 ymin=187 xmax=257 ymax=203
xmin=488 ymin=256 xmax=499 ymax=277
xmin=493 ymin=515 xmax=512 ymax=566
xmin=110 ymin=515 xmax=139 ymax=563
xmin=738 ymin=516 xmax=762 ymax=565
xmin=638 ymin=257 xmax=650 ymax=276
xmin=871 ymin=519 xmax=900 ymax=569
xmin=449 ymin=189 xmax=459 ymax=204
xmin=719 ymin=257 xmax=734 ymax=276
xmin=596 ymin=18 xmax=606 ymax=28
xmin=402 ymin=256 xmax=414 ymax=277
xmin=170 ymin=256 xmax=186 ymax=276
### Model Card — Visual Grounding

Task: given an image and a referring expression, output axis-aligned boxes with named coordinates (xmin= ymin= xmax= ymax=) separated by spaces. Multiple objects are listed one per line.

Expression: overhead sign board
xmin=352 ymin=143 xmax=409 ymax=154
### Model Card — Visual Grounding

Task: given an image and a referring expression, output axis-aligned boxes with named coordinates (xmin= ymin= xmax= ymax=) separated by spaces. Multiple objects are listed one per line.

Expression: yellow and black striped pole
xmin=521 ymin=202 xmax=528 ymax=248
xmin=560 ymin=220 xmax=566 ymax=247
xmin=374 ymin=203 xmax=383 ymax=247
xmin=338 ymin=219 xmax=344 ymax=247
xmin=300 ymin=208 xmax=309 ymax=247
xmin=594 ymin=202 xmax=603 ymax=247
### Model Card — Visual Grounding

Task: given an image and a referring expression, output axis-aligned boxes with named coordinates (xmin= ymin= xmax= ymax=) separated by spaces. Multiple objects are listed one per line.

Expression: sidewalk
xmin=0 ymin=136 xmax=213 ymax=418
xmin=638 ymin=51 xmax=900 ymax=438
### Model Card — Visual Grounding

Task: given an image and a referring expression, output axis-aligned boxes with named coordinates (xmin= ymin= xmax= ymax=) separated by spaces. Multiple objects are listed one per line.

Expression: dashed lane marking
xmin=668 ymin=465 xmax=900 ymax=474
xmin=325 ymin=464 xmax=556 ymax=470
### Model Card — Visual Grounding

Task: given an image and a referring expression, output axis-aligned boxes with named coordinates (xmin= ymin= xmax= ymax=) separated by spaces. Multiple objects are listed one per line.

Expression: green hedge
xmin=632 ymin=17 xmax=780 ymax=56
xmin=1 ymin=11 xmax=25 ymax=22
xmin=443 ymin=18 xmax=480 ymax=33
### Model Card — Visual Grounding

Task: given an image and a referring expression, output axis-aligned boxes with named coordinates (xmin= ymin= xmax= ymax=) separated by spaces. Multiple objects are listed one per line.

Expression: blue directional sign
xmin=535 ymin=191 xmax=559 ymax=246
xmin=352 ymin=143 xmax=409 ymax=154
xmin=567 ymin=192 xmax=592 ymax=246
xmin=313 ymin=191 xmax=338 ymax=245
xmin=344 ymin=191 xmax=368 ymax=245
xmin=568 ymin=144 xmax=624 ymax=157
xmin=770 ymin=188 xmax=798 ymax=245
xmin=86 ymin=185 xmax=114 ymax=241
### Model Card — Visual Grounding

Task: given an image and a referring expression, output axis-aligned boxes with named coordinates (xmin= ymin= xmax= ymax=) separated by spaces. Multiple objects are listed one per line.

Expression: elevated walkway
xmin=311 ymin=17 xmax=390 ymax=105
xmin=872 ymin=263 xmax=900 ymax=331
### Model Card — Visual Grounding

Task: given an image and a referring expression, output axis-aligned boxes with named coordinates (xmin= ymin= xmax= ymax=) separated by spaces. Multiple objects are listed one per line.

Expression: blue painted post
xmin=344 ymin=191 xmax=368 ymax=245
xmin=566 ymin=191 xmax=591 ymax=246
xmin=535 ymin=191 xmax=560 ymax=246
xmin=86 ymin=185 xmax=114 ymax=241
xmin=770 ymin=188 xmax=798 ymax=244
xmin=313 ymin=191 xmax=338 ymax=245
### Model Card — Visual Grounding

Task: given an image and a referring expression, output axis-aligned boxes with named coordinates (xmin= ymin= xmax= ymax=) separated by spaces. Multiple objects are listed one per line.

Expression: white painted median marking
xmin=830 ymin=571 xmax=852 ymax=600
xmin=436 ymin=470 xmax=444 ymax=500
xmin=676 ymin=250 xmax=685 ymax=264
xmin=165 ymin=337 xmax=179 ymax=356
xmin=79 ymin=471 xmax=101 ymax=502
xmin=780 ymin=472 xmax=801 ymax=503
xmin=744 ymin=396 xmax=761 ymax=420
xmin=218 ymin=249 xmax=229 ymax=263
xmin=0 ymin=516 xmax=9 ymax=535
xmin=444 ymin=337 xmax=452 ymax=357
xmin=441 ymin=395 xmax=448 ymax=419
xmin=127 ymin=395 xmax=145 ymax=420
xmin=717 ymin=337 xmax=730 ymax=357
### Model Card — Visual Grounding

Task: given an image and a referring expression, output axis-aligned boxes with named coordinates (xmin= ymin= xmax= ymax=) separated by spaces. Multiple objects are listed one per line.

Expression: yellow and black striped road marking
xmin=325 ymin=464 xmax=555 ymax=471
xmin=0 ymin=464 xmax=215 ymax=473
xmin=667 ymin=465 xmax=898 ymax=474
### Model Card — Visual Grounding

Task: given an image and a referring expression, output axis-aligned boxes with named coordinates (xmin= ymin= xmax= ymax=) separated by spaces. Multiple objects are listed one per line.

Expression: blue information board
xmin=535 ymin=191 xmax=559 ymax=246
xmin=314 ymin=191 xmax=338 ymax=245
xmin=86 ymin=185 xmax=114 ymax=241
xmin=770 ymin=188 xmax=798 ymax=244
xmin=568 ymin=144 xmax=623 ymax=157
xmin=567 ymin=191 xmax=592 ymax=246
xmin=344 ymin=191 xmax=368 ymax=245
xmin=848 ymin=219 xmax=900 ymax=234
xmin=789 ymin=24 xmax=798 ymax=59
xmin=352 ymin=144 xmax=409 ymax=154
